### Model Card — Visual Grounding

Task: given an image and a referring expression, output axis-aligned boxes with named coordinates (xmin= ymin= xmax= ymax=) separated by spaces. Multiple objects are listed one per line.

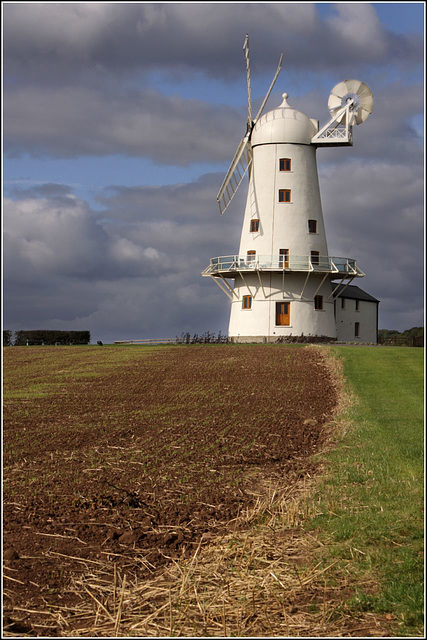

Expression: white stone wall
xmin=335 ymin=298 xmax=378 ymax=342
xmin=228 ymin=272 xmax=337 ymax=339
xmin=238 ymin=143 xmax=329 ymax=258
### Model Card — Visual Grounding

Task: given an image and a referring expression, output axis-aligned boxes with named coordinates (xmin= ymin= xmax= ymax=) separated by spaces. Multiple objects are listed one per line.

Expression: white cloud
xmin=326 ymin=4 xmax=388 ymax=58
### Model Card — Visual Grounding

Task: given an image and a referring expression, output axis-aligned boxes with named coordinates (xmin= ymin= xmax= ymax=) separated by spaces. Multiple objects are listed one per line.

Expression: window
xmin=247 ymin=250 xmax=256 ymax=262
xmin=276 ymin=301 xmax=290 ymax=326
xmin=279 ymin=248 xmax=289 ymax=268
xmin=278 ymin=189 xmax=291 ymax=203
xmin=355 ymin=322 xmax=360 ymax=337
xmin=341 ymin=298 xmax=345 ymax=309
xmin=311 ymin=251 xmax=320 ymax=265
xmin=314 ymin=295 xmax=323 ymax=310
xmin=279 ymin=158 xmax=291 ymax=172
xmin=355 ymin=299 xmax=360 ymax=311
xmin=308 ymin=219 xmax=317 ymax=234
xmin=242 ymin=295 xmax=252 ymax=310
xmin=250 ymin=219 xmax=259 ymax=233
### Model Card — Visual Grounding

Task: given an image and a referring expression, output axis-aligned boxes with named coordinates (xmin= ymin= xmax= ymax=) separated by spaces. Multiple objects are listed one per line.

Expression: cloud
xmin=4 ymin=3 xmax=422 ymax=84
xmin=3 ymin=154 xmax=423 ymax=341
xmin=3 ymin=187 xmax=176 ymax=284
xmin=319 ymin=161 xmax=424 ymax=329
xmin=2 ymin=179 xmax=239 ymax=341
xmin=4 ymin=80 xmax=423 ymax=167
xmin=325 ymin=3 xmax=388 ymax=59
xmin=3 ymin=4 xmax=424 ymax=339
xmin=4 ymin=86 xmax=245 ymax=162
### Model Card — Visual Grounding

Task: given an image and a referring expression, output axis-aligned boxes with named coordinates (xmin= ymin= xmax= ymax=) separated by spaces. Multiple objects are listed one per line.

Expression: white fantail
xmin=328 ymin=79 xmax=374 ymax=126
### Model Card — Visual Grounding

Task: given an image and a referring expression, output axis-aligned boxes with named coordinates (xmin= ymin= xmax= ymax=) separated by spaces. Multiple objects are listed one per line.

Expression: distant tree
xmin=378 ymin=327 xmax=424 ymax=346
xmin=378 ymin=329 xmax=401 ymax=341
xmin=3 ymin=330 xmax=13 ymax=346
xmin=13 ymin=330 xmax=91 ymax=346
xmin=402 ymin=327 xmax=424 ymax=339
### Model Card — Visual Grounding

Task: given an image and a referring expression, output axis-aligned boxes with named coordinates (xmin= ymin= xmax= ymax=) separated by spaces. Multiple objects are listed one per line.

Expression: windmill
xmin=203 ymin=37 xmax=374 ymax=343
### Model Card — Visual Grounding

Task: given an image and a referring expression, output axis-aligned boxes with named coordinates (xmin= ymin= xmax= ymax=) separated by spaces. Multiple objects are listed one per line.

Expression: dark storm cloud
xmin=98 ymin=173 xmax=229 ymax=220
xmin=3 ymin=3 xmax=424 ymax=339
xmin=4 ymin=3 xmax=422 ymax=83
xmin=4 ymin=153 xmax=422 ymax=342
xmin=4 ymin=81 xmax=423 ymax=165
xmin=4 ymin=87 xmax=243 ymax=163
xmin=319 ymin=160 xmax=424 ymax=329
xmin=288 ymin=81 xmax=423 ymax=165
xmin=97 ymin=173 xmax=244 ymax=260
xmin=3 ymin=178 xmax=241 ymax=342
xmin=4 ymin=4 xmax=423 ymax=165
xmin=3 ymin=189 xmax=175 ymax=284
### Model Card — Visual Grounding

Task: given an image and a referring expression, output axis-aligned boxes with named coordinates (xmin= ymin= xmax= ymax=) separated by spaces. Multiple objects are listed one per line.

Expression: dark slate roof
xmin=333 ymin=284 xmax=380 ymax=303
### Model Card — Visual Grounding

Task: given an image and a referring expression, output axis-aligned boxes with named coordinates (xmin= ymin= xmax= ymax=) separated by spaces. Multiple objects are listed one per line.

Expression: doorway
xmin=276 ymin=301 xmax=290 ymax=326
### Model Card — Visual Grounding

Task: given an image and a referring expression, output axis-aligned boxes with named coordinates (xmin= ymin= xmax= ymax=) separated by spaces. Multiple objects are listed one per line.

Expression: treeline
xmin=3 ymin=330 xmax=91 ymax=346
xmin=378 ymin=327 xmax=423 ymax=347
xmin=177 ymin=331 xmax=228 ymax=344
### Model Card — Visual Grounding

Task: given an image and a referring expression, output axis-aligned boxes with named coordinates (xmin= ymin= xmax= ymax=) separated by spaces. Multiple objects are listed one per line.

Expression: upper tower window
xmin=250 ymin=219 xmax=260 ymax=233
xmin=311 ymin=251 xmax=320 ymax=265
xmin=279 ymin=189 xmax=291 ymax=203
xmin=308 ymin=219 xmax=317 ymax=234
xmin=279 ymin=158 xmax=291 ymax=172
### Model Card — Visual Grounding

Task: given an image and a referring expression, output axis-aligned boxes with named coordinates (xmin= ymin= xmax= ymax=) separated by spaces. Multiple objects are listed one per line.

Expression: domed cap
xmin=251 ymin=93 xmax=318 ymax=146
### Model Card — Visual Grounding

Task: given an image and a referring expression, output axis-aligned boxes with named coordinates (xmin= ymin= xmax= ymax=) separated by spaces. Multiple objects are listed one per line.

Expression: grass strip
xmin=308 ymin=346 xmax=424 ymax=636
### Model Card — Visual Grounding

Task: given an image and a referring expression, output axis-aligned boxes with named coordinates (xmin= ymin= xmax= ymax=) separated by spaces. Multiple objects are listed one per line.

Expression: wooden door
xmin=276 ymin=302 xmax=290 ymax=326
xmin=279 ymin=249 xmax=289 ymax=268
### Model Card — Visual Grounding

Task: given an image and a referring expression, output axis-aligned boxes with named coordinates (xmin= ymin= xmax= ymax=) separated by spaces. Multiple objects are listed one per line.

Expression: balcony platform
xmin=202 ymin=254 xmax=365 ymax=278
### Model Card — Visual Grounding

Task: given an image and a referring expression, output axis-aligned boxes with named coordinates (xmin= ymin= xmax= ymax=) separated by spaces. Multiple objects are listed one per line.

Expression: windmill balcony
xmin=202 ymin=254 xmax=365 ymax=278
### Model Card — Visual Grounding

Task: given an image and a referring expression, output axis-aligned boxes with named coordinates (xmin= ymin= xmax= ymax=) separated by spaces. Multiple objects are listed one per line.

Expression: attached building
xmin=334 ymin=285 xmax=379 ymax=343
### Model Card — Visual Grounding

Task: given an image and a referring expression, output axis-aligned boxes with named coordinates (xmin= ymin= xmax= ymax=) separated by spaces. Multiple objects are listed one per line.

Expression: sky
xmin=2 ymin=2 xmax=425 ymax=343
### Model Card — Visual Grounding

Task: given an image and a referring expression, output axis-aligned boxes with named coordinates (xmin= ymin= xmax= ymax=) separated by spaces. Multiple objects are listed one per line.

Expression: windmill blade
xmin=327 ymin=93 xmax=342 ymax=111
xmin=343 ymin=78 xmax=362 ymax=95
xmin=253 ymin=53 xmax=284 ymax=123
xmin=330 ymin=81 xmax=348 ymax=99
xmin=217 ymin=133 xmax=252 ymax=215
xmin=243 ymin=34 xmax=252 ymax=127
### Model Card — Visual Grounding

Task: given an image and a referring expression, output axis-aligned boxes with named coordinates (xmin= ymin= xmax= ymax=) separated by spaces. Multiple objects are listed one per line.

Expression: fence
xmin=378 ymin=336 xmax=423 ymax=347
xmin=114 ymin=338 xmax=177 ymax=345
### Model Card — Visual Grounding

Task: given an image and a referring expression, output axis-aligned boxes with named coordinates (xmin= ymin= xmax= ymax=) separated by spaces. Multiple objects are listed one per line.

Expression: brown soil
xmin=3 ymin=345 xmax=338 ymax=636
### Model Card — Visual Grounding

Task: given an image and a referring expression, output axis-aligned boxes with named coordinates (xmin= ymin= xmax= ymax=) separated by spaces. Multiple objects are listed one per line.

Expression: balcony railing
xmin=202 ymin=254 xmax=364 ymax=277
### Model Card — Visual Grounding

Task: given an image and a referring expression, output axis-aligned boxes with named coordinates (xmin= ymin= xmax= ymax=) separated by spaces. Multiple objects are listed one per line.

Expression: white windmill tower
xmin=202 ymin=36 xmax=373 ymax=343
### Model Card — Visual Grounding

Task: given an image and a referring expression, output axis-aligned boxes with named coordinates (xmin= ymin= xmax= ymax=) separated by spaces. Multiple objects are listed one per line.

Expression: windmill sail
xmin=253 ymin=53 xmax=283 ymax=123
xmin=243 ymin=35 xmax=252 ymax=127
xmin=217 ymin=37 xmax=283 ymax=215
xmin=217 ymin=135 xmax=252 ymax=215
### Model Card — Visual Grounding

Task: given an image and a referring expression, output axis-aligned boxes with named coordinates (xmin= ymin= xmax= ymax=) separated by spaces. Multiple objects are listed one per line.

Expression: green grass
xmin=308 ymin=346 xmax=424 ymax=635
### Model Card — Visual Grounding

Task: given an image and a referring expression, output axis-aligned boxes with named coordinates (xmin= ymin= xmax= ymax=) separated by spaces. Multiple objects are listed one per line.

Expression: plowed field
xmin=3 ymin=344 xmax=338 ymax=636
